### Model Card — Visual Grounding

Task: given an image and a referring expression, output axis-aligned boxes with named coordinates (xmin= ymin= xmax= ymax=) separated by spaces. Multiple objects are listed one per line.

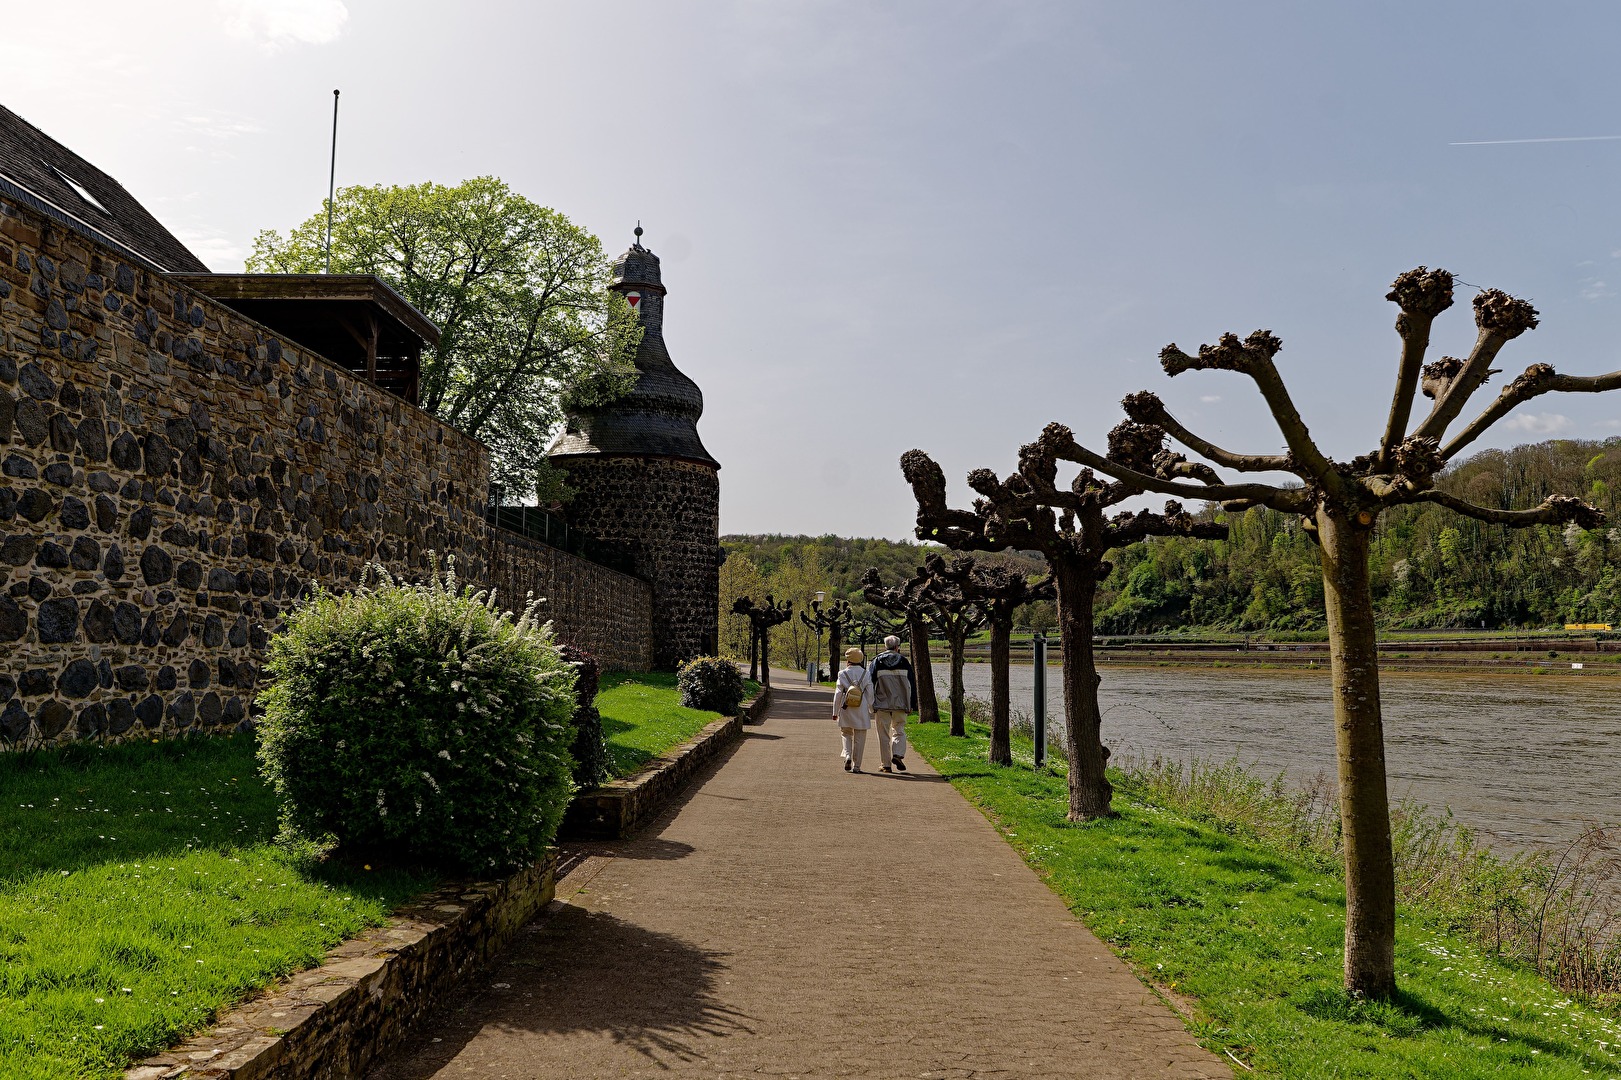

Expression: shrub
xmin=257 ymin=559 xmax=578 ymax=874
xmin=676 ymin=656 xmax=746 ymax=714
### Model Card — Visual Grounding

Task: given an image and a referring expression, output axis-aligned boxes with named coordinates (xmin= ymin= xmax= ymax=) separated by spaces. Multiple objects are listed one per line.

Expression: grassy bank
xmin=0 ymin=735 xmax=435 ymax=1080
xmin=910 ymin=720 xmax=1621 ymax=1078
xmin=597 ymin=673 xmax=759 ymax=778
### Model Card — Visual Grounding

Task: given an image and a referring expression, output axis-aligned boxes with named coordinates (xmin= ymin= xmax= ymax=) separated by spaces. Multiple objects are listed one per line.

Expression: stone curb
xmin=559 ymin=688 xmax=769 ymax=840
xmin=126 ymin=852 xmax=557 ymax=1080
xmin=741 ymin=685 xmax=772 ymax=724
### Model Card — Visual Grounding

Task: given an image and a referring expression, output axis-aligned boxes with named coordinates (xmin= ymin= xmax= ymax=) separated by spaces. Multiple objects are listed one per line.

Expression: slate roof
xmin=0 ymin=102 xmax=209 ymax=273
xmin=548 ymin=241 xmax=718 ymax=468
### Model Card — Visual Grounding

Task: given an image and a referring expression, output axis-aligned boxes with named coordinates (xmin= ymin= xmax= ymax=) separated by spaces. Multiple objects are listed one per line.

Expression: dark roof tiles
xmin=0 ymin=102 xmax=209 ymax=273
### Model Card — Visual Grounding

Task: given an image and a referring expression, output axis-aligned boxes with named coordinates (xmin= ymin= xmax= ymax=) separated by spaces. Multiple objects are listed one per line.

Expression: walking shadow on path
xmin=369 ymin=905 xmax=751 ymax=1078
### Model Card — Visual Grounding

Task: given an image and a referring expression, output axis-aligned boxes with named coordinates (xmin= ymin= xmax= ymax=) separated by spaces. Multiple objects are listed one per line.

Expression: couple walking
xmin=831 ymin=636 xmax=917 ymax=774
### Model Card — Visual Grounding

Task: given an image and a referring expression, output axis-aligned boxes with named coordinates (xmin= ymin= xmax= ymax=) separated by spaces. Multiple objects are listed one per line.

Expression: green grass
xmin=597 ymin=673 xmax=759 ymax=778
xmin=0 ymin=735 xmax=436 ymax=1080
xmin=909 ymin=720 xmax=1621 ymax=1078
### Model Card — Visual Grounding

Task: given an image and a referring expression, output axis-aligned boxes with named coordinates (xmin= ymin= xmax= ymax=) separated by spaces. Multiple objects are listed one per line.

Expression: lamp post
xmin=1033 ymin=631 xmax=1048 ymax=768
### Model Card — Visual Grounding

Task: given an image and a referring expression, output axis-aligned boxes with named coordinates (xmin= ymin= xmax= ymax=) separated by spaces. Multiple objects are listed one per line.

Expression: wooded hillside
xmin=1096 ymin=437 xmax=1621 ymax=632
xmin=728 ymin=438 xmax=1621 ymax=636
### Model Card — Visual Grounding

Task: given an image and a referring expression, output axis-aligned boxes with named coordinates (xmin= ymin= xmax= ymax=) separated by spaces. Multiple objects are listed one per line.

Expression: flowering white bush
xmin=257 ymin=557 xmax=577 ymax=873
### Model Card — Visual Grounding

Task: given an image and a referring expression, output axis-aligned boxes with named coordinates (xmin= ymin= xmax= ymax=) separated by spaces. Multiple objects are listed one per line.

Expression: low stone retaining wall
xmin=742 ymin=685 xmax=771 ymax=724
xmin=561 ymin=688 xmax=768 ymax=840
xmin=126 ymin=852 xmax=557 ymax=1080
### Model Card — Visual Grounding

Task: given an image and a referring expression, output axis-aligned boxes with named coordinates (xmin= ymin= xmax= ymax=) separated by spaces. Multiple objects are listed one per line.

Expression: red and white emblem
xmin=624 ymin=290 xmax=641 ymax=312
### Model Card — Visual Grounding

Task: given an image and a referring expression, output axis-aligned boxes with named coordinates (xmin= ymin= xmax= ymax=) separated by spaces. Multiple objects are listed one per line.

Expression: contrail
xmin=1450 ymin=134 xmax=1621 ymax=146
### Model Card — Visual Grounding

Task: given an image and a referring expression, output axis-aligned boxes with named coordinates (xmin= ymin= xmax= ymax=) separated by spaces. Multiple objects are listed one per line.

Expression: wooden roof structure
xmin=170 ymin=274 xmax=439 ymax=405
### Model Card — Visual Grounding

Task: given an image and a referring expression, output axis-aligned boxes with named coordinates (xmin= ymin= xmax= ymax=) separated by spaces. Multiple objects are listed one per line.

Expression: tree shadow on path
xmin=369 ymin=906 xmax=751 ymax=1078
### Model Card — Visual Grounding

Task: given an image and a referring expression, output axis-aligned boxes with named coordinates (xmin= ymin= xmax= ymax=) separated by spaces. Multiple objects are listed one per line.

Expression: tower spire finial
xmin=633 ymin=221 xmax=643 ymax=248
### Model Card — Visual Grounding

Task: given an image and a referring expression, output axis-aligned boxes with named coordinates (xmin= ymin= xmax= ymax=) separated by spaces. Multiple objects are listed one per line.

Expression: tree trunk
xmin=988 ymin=617 xmax=1012 ymax=766
xmin=948 ymin=626 xmax=967 ymax=737
xmin=908 ymin=612 xmax=941 ymax=723
xmin=829 ymin=628 xmax=843 ymax=682
xmin=748 ymin=625 xmax=760 ymax=682
xmin=759 ymin=626 xmax=771 ymax=689
xmin=1054 ymin=559 xmax=1113 ymax=820
xmin=1317 ymin=507 xmax=1396 ymax=1000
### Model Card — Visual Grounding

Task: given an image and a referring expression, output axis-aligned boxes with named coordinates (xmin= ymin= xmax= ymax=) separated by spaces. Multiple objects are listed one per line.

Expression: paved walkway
xmin=369 ymin=677 xmax=1227 ymax=1079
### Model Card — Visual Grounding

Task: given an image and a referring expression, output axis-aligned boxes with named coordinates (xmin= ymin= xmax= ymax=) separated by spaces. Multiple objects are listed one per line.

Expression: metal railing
xmin=485 ymin=488 xmax=639 ymax=577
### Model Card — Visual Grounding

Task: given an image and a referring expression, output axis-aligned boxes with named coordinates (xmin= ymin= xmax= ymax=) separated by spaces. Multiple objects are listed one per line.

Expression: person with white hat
xmin=833 ymin=646 xmax=874 ymax=773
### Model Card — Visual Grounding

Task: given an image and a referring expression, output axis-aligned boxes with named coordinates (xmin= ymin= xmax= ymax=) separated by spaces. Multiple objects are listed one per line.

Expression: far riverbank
xmin=941 ymin=662 xmax=1619 ymax=851
xmin=935 ymin=630 xmax=1621 ymax=676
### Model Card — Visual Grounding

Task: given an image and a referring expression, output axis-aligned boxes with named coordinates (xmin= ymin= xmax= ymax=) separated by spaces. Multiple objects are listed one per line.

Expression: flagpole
xmin=325 ymin=89 xmax=340 ymax=274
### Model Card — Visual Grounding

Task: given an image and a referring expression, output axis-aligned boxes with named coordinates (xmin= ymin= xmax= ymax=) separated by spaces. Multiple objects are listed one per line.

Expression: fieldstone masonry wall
xmin=485 ymin=530 xmax=651 ymax=671
xmin=0 ymin=196 xmax=655 ymax=748
xmin=559 ymin=456 xmax=719 ymax=669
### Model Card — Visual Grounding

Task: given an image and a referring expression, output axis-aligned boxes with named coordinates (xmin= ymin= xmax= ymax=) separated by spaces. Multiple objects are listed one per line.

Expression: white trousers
xmin=840 ymin=726 xmax=867 ymax=769
xmin=874 ymin=709 xmax=908 ymax=765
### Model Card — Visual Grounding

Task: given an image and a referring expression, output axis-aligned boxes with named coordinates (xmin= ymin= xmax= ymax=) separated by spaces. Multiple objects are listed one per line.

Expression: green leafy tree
xmin=248 ymin=177 xmax=639 ymax=499
xmin=719 ymin=553 xmax=767 ymax=662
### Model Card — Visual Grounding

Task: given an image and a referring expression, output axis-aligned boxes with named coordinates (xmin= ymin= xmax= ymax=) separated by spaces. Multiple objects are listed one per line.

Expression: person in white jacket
xmin=833 ymin=646 xmax=874 ymax=773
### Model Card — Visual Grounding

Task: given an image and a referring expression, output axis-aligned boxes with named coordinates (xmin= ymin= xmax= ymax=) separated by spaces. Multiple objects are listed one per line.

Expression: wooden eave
xmin=167 ymin=274 xmax=441 ymax=348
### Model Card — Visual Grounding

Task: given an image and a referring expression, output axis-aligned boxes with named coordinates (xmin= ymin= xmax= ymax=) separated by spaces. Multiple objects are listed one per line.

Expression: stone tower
xmin=547 ymin=229 xmax=720 ymax=669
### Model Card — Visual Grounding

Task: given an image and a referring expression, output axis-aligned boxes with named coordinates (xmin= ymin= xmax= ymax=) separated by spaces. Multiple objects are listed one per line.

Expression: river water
xmin=941 ymin=663 xmax=1620 ymax=851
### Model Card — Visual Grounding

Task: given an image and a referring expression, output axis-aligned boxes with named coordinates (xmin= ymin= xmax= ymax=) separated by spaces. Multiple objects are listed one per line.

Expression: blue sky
xmin=6 ymin=2 xmax=1621 ymax=538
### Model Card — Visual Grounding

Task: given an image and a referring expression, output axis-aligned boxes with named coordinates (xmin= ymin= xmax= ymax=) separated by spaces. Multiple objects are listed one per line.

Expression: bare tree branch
xmin=1411 ymin=289 xmax=1540 ymax=442
xmin=1378 ymin=266 xmax=1455 ymax=466
xmin=1441 ymin=364 xmax=1621 ymax=460
xmin=1159 ymin=330 xmax=1343 ymax=495
xmin=1107 ymin=501 xmax=1229 ymax=546
xmin=1035 ymin=423 xmax=1310 ymax=513
xmin=900 ymin=450 xmax=1001 ymax=550
xmin=1409 ymin=488 xmax=1605 ymax=529
xmin=1121 ymin=391 xmax=1289 ymax=472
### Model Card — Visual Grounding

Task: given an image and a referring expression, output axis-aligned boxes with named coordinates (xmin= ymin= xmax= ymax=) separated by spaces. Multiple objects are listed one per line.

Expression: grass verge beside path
xmin=909 ymin=720 xmax=1621 ymax=1078
xmin=0 ymin=736 xmax=435 ymax=1080
xmin=597 ymin=673 xmax=759 ymax=778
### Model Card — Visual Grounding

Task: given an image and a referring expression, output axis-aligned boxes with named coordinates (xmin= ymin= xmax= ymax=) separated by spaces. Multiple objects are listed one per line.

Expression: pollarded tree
xmin=931 ymin=558 xmax=1053 ymax=767
xmin=849 ymin=613 xmax=907 ymax=651
xmin=861 ymin=565 xmax=943 ymax=724
xmin=1036 ymin=266 xmax=1614 ymax=1000
xmin=730 ymin=595 xmax=762 ymax=680
xmin=730 ymin=594 xmax=793 ymax=686
xmin=903 ymin=449 xmax=1223 ymax=815
xmin=800 ymin=596 xmax=854 ymax=680
xmin=918 ymin=555 xmax=988 ymax=737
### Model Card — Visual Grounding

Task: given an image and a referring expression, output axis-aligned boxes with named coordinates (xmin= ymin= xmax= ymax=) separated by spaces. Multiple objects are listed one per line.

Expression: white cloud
xmin=1200 ymin=394 xmax=1221 ymax=403
xmin=177 ymin=113 xmax=264 ymax=140
xmin=1582 ymin=278 xmax=1614 ymax=301
xmin=1501 ymin=411 xmax=1571 ymax=435
xmin=219 ymin=0 xmax=348 ymax=47
xmin=175 ymin=231 xmax=247 ymax=271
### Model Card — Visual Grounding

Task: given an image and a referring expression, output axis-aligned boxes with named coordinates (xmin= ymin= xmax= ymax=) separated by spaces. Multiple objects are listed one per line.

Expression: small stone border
xmin=741 ymin=685 xmax=772 ymax=724
xmin=561 ymin=687 xmax=769 ymax=840
xmin=126 ymin=852 xmax=557 ymax=1080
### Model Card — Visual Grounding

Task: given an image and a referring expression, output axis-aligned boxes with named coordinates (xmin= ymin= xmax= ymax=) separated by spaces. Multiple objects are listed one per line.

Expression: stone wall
xmin=557 ymin=456 xmax=719 ymax=669
xmin=0 ymin=195 xmax=655 ymax=749
xmin=485 ymin=530 xmax=652 ymax=671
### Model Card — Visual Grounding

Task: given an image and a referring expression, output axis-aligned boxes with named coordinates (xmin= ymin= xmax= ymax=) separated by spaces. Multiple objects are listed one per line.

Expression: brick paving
xmin=368 ymin=677 xmax=1229 ymax=1079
